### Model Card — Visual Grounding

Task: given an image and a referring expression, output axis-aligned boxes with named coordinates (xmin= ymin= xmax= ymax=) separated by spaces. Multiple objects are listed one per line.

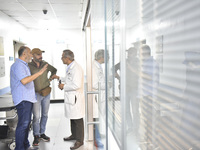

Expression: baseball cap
xmin=31 ymin=48 xmax=45 ymax=55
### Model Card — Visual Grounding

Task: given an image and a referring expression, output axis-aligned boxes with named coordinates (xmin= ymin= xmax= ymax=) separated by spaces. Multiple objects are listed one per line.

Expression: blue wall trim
xmin=0 ymin=86 xmax=11 ymax=96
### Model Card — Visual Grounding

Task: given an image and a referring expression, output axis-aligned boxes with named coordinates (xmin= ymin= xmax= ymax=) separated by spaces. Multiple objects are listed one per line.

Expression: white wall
xmin=0 ymin=11 xmax=29 ymax=94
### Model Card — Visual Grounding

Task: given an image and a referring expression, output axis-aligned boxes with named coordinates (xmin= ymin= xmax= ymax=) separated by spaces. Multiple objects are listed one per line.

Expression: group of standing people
xmin=10 ymin=46 xmax=85 ymax=150
xmin=9 ymin=44 xmax=158 ymax=150
xmin=114 ymin=45 xmax=159 ymax=140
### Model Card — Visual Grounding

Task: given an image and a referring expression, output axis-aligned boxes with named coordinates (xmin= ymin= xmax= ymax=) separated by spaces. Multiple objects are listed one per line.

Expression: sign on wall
xmin=0 ymin=37 xmax=4 ymax=56
xmin=0 ymin=57 xmax=5 ymax=77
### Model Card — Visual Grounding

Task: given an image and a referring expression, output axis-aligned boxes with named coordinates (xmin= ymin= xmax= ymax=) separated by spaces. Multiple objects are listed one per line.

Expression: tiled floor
xmin=0 ymin=103 xmax=98 ymax=150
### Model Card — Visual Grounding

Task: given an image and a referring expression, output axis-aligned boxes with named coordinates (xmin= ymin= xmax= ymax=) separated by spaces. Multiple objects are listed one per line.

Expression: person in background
xmin=10 ymin=46 xmax=48 ymax=150
xmin=52 ymin=49 xmax=85 ymax=150
xmin=115 ymin=47 xmax=140 ymax=134
xmin=180 ymin=51 xmax=200 ymax=148
xmin=28 ymin=48 xmax=57 ymax=146
xmin=140 ymin=44 xmax=159 ymax=145
xmin=92 ymin=49 xmax=106 ymax=148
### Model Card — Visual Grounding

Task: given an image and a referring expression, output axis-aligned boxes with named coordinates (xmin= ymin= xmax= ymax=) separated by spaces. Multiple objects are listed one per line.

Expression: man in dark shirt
xmin=28 ymin=48 xmax=57 ymax=146
xmin=115 ymin=47 xmax=140 ymax=133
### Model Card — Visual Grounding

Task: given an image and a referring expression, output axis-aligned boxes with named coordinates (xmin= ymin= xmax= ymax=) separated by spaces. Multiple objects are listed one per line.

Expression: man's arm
xmin=114 ymin=62 xmax=120 ymax=80
xmin=47 ymin=63 xmax=57 ymax=78
xmin=21 ymin=64 xmax=48 ymax=85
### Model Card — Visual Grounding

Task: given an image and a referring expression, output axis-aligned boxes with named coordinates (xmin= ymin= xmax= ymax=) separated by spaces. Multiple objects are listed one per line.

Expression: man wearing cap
xmin=114 ymin=47 xmax=140 ymax=134
xmin=28 ymin=48 xmax=57 ymax=146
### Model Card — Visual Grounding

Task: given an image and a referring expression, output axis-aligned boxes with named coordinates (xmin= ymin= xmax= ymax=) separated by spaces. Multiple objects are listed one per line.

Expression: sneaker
xmin=32 ymin=135 xmax=40 ymax=146
xmin=40 ymin=134 xmax=50 ymax=142
xmin=94 ymin=140 xmax=104 ymax=148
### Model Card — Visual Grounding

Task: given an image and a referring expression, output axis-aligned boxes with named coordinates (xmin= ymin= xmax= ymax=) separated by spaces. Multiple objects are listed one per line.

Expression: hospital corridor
xmin=1 ymin=0 xmax=200 ymax=150
xmin=0 ymin=103 xmax=98 ymax=150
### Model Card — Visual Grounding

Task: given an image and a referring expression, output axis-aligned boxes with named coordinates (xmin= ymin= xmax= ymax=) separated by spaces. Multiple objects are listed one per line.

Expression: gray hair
xmin=127 ymin=47 xmax=137 ymax=55
xmin=95 ymin=49 xmax=104 ymax=60
xmin=63 ymin=49 xmax=74 ymax=61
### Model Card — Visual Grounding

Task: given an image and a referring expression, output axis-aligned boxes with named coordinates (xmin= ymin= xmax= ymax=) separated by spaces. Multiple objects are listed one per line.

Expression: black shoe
xmin=70 ymin=141 xmax=84 ymax=149
xmin=32 ymin=135 xmax=40 ymax=146
xmin=40 ymin=134 xmax=50 ymax=142
xmin=27 ymin=146 xmax=40 ymax=150
xmin=63 ymin=135 xmax=75 ymax=141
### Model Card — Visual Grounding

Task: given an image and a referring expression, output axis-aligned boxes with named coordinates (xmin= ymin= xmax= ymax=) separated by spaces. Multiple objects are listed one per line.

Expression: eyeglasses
xmin=61 ymin=56 xmax=69 ymax=60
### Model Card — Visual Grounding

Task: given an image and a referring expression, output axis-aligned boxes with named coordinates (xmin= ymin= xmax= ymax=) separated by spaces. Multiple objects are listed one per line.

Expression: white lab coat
xmin=60 ymin=61 xmax=85 ymax=119
xmin=92 ymin=60 xmax=105 ymax=118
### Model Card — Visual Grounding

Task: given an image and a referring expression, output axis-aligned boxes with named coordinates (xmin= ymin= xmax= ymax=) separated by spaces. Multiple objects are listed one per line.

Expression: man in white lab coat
xmin=52 ymin=50 xmax=85 ymax=150
xmin=93 ymin=49 xmax=105 ymax=118
xmin=92 ymin=49 xmax=107 ymax=148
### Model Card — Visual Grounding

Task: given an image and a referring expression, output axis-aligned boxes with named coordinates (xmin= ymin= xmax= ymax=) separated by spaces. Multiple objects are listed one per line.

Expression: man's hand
xmin=52 ymin=74 xmax=60 ymax=80
xmin=38 ymin=64 xmax=48 ymax=75
xmin=58 ymin=83 xmax=64 ymax=90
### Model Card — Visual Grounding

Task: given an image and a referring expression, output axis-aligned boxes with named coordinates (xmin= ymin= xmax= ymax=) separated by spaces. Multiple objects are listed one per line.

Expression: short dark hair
xmin=63 ymin=49 xmax=74 ymax=61
xmin=141 ymin=44 xmax=151 ymax=56
xmin=18 ymin=46 xmax=28 ymax=57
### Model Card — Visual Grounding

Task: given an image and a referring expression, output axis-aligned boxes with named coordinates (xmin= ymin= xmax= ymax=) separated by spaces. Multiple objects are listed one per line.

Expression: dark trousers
xmin=70 ymin=118 xmax=84 ymax=142
xmin=15 ymin=101 xmax=33 ymax=150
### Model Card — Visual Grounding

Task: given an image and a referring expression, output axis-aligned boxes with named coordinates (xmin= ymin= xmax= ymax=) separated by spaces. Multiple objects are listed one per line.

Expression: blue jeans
xmin=15 ymin=101 xmax=33 ymax=150
xmin=32 ymin=93 xmax=50 ymax=136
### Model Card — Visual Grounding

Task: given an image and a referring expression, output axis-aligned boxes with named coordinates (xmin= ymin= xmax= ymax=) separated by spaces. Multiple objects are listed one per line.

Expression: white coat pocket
xmin=65 ymin=94 xmax=77 ymax=105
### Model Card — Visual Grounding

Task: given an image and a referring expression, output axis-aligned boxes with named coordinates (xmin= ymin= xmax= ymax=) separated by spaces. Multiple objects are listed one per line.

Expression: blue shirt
xmin=141 ymin=56 xmax=159 ymax=96
xmin=66 ymin=61 xmax=74 ymax=73
xmin=10 ymin=58 xmax=37 ymax=106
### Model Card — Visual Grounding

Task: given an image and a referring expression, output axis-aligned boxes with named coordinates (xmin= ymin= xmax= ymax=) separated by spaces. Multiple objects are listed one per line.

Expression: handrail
xmin=85 ymin=82 xmax=101 ymax=140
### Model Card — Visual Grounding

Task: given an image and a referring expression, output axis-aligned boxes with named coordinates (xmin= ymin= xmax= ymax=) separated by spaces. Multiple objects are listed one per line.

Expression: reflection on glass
xmin=139 ymin=45 xmax=160 ymax=150
xmin=92 ymin=49 xmax=106 ymax=148
xmin=115 ymin=47 xmax=140 ymax=134
xmin=92 ymin=0 xmax=200 ymax=149
xmin=180 ymin=51 xmax=200 ymax=148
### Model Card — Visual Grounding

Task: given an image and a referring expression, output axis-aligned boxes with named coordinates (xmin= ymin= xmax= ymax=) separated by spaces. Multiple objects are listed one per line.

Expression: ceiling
xmin=0 ymin=0 xmax=88 ymax=30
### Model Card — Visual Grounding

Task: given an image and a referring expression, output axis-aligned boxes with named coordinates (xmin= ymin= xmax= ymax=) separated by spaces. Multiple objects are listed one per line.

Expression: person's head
xmin=95 ymin=49 xmax=105 ymax=64
xmin=127 ymin=47 xmax=137 ymax=59
xmin=61 ymin=49 xmax=74 ymax=65
xmin=31 ymin=48 xmax=45 ymax=63
xmin=140 ymin=44 xmax=151 ymax=58
xmin=18 ymin=46 xmax=32 ymax=63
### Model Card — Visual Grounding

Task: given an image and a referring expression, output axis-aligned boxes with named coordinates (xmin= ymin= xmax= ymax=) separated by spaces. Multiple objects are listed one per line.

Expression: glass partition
xmin=90 ymin=0 xmax=200 ymax=149
xmin=122 ymin=0 xmax=200 ymax=149
xmin=104 ymin=0 xmax=122 ymax=146
xmin=90 ymin=0 xmax=107 ymax=148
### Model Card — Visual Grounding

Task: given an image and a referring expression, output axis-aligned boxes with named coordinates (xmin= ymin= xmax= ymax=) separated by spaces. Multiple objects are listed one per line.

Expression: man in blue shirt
xmin=140 ymin=44 xmax=159 ymax=146
xmin=10 ymin=46 xmax=48 ymax=150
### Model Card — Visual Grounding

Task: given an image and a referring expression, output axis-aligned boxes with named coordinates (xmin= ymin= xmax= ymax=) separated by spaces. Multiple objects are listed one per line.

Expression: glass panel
xmin=90 ymin=0 xmax=107 ymax=149
xmin=105 ymin=0 xmax=122 ymax=147
xmin=123 ymin=0 xmax=200 ymax=149
xmin=92 ymin=0 xmax=200 ymax=149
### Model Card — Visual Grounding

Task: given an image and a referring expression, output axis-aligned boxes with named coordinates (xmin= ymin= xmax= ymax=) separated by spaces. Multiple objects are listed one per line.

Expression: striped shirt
xmin=10 ymin=58 xmax=36 ymax=106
